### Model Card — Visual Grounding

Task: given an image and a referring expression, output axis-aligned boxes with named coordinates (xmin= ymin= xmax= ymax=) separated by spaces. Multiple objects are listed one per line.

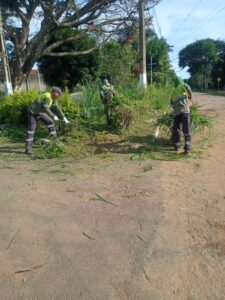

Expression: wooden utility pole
xmin=0 ymin=9 xmax=13 ymax=95
xmin=139 ymin=0 xmax=147 ymax=89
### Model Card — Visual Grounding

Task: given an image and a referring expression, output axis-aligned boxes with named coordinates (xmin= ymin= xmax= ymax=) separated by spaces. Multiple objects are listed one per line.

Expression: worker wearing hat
xmin=170 ymin=78 xmax=194 ymax=155
xmin=100 ymin=78 xmax=115 ymax=125
xmin=24 ymin=87 xmax=69 ymax=154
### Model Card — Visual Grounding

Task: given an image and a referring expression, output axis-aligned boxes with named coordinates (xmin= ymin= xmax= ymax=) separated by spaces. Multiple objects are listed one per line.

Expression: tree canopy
xmin=0 ymin=0 xmax=159 ymax=90
xmin=38 ymin=28 xmax=100 ymax=90
xmin=145 ymin=29 xmax=173 ymax=85
xmin=179 ymin=39 xmax=225 ymax=89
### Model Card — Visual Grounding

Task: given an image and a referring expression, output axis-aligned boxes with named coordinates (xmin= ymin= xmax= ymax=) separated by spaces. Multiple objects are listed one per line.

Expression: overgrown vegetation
xmin=155 ymin=105 xmax=213 ymax=134
xmin=0 ymin=83 xmax=213 ymax=160
xmin=0 ymin=88 xmax=79 ymax=125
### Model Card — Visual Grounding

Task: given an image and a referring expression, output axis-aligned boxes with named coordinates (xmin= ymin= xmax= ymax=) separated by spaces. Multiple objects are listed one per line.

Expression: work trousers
xmin=172 ymin=112 xmax=191 ymax=151
xmin=25 ymin=112 xmax=57 ymax=151
xmin=104 ymin=105 xmax=113 ymax=125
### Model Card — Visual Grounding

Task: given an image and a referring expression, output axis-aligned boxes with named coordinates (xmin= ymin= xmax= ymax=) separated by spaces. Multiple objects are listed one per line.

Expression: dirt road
xmin=0 ymin=93 xmax=225 ymax=299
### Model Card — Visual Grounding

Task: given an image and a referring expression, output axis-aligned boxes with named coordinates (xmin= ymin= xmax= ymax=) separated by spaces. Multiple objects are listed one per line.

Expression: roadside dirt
xmin=0 ymin=92 xmax=225 ymax=299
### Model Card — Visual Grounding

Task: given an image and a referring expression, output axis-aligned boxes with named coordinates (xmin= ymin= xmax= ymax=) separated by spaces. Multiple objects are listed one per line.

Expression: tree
xmin=179 ymin=39 xmax=220 ymax=88
xmin=1 ymin=0 xmax=160 ymax=90
xmin=38 ymin=28 xmax=100 ymax=90
xmin=145 ymin=29 xmax=173 ymax=85
xmin=211 ymin=40 xmax=225 ymax=89
xmin=97 ymin=40 xmax=138 ymax=86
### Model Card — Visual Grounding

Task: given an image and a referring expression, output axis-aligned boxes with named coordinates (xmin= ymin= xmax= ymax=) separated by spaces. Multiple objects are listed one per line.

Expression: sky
xmin=153 ymin=0 xmax=225 ymax=78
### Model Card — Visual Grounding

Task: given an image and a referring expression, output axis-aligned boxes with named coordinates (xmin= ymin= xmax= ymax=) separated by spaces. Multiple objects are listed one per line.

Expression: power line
xmin=182 ymin=4 xmax=225 ymax=42
xmin=174 ymin=0 xmax=225 ymax=47
xmin=169 ymin=0 xmax=204 ymax=37
xmin=169 ymin=1 xmax=225 ymax=65
xmin=152 ymin=7 xmax=162 ymax=37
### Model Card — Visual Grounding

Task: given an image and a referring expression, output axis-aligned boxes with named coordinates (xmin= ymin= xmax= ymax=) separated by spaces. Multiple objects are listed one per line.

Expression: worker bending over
xmin=25 ymin=87 xmax=69 ymax=154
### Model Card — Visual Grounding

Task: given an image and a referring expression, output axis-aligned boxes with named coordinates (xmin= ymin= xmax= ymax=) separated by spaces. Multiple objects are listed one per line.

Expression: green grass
xmin=0 ymin=83 xmax=214 ymax=161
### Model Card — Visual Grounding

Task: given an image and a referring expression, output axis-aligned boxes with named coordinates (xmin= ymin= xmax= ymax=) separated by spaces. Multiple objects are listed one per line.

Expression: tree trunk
xmin=10 ymin=29 xmax=52 ymax=91
xmin=10 ymin=54 xmax=26 ymax=91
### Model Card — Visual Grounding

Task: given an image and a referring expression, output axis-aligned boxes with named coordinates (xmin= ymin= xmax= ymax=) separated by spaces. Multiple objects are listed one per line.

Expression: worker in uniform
xmin=100 ymin=79 xmax=115 ymax=125
xmin=24 ymin=86 xmax=69 ymax=154
xmin=171 ymin=79 xmax=194 ymax=155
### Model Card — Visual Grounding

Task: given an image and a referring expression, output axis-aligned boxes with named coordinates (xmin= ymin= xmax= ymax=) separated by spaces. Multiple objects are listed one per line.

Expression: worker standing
xmin=170 ymin=79 xmax=194 ymax=155
xmin=100 ymin=79 xmax=115 ymax=125
xmin=24 ymin=87 xmax=69 ymax=154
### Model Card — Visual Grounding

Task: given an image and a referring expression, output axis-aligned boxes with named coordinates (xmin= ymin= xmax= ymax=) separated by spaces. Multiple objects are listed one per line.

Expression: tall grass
xmin=0 ymin=82 xmax=213 ymax=159
xmin=77 ymin=84 xmax=104 ymax=121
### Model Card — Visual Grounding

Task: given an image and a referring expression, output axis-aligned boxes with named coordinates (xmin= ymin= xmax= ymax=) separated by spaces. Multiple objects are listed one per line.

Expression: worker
xmin=24 ymin=86 xmax=69 ymax=154
xmin=100 ymin=79 xmax=115 ymax=125
xmin=170 ymin=78 xmax=194 ymax=155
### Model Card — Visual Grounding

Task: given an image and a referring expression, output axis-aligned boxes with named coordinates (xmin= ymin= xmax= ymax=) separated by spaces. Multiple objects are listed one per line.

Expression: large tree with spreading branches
xmin=0 ymin=0 xmax=160 ymax=90
xmin=179 ymin=39 xmax=224 ymax=88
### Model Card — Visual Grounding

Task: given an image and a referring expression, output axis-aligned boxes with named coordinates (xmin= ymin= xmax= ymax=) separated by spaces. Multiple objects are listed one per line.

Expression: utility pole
xmin=0 ymin=9 xmax=13 ymax=95
xmin=139 ymin=0 xmax=147 ymax=89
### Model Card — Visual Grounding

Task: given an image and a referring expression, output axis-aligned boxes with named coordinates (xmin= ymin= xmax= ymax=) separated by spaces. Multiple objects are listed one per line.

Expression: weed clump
xmin=34 ymin=140 xmax=66 ymax=159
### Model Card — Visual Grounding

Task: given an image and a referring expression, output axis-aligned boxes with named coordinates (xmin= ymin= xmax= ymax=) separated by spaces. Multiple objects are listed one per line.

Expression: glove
xmin=53 ymin=115 xmax=59 ymax=121
xmin=63 ymin=117 xmax=69 ymax=124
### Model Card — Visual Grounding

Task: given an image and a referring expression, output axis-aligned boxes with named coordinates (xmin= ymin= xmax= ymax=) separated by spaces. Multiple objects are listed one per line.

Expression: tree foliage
xmin=0 ymin=0 xmax=159 ymax=90
xmin=38 ymin=28 xmax=100 ymax=90
xmin=179 ymin=39 xmax=225 ymax=89
xmin=145 ymin=29 xmax=173 ymax=85
xmin=97 ymin=41 xmax=138 ymax=87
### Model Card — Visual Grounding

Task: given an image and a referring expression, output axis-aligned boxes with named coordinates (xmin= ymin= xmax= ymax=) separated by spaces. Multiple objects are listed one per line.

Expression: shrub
xmin=109 ymin=93 xmax=132 ymax=131
xmin=0 ymin=88 xmax=80 ymax=125
xmin=59 ymin=87 xmax=80 ymax=120
xmin=0 ymin=90 xmax=39 ymax=124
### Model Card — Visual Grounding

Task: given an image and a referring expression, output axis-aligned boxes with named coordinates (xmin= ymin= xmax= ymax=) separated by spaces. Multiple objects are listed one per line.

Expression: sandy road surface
xmin=0 ymin=92 xmax=225 ymax=299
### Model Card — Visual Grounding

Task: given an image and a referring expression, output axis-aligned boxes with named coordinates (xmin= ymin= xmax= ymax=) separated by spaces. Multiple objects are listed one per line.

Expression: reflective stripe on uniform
xmin=27 ymin=131 xmax=35 ymax=134
xmin=50 ymin=131 xmax=57 ymax=135
xmin=26 ymin=138 xmax=33 ymax=142
xmin=48 ymin=124 xmax=54 ymax=128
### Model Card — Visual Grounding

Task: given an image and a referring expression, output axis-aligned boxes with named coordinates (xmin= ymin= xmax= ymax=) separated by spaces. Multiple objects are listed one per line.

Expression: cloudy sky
xmin=153 ymin=0 xmax=225 ymax=78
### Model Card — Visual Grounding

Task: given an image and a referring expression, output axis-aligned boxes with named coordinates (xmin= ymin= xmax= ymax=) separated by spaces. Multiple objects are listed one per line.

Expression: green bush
xmin=59 ymin=87 xmax=80 ymax=120
xmin=0 ymin=88 xmax=80 ymax=125
xmin=108 ymin=93 xmax=132 ymax=131
xmin=0 ymin=90 xmax=39 ymax=124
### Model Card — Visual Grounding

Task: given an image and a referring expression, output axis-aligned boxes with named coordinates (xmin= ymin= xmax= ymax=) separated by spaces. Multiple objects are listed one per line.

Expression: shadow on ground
xmin=0 ymin=146 xmax=24 ymax=154
xmin=92 ymin=134 xmax=178 ymax=160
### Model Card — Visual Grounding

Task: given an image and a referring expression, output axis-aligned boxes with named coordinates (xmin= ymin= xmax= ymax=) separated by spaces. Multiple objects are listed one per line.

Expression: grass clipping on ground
xmin=34 ymin=140 xmax=66 ymax=159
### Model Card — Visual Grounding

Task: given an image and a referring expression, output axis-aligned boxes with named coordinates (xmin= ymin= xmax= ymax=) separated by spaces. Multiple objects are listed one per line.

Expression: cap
xmin=51 ymin=86 xmax=62 ymax=95
xmin=103 ymin=79 xmax=109 ymax=85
